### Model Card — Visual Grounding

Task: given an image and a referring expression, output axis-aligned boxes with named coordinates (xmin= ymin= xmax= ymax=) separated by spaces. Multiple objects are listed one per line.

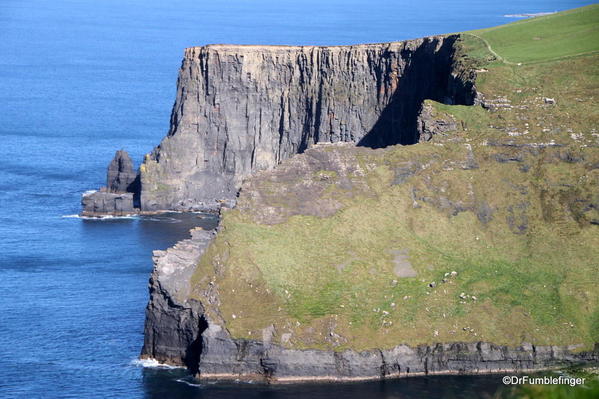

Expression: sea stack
xmin=80 ymin=150 xmax=139 ymax=217
xmin=107 ymin=150 xmax=137 ymax=193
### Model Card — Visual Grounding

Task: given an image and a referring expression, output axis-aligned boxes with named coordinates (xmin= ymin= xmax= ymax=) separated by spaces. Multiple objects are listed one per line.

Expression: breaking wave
xmin=61 ymin=214 xmax=138 ymax=220
xmin=130 ymin=358 xmax=185 ymax=369
xmin=176 ymin=377 xmax=203 ymax=387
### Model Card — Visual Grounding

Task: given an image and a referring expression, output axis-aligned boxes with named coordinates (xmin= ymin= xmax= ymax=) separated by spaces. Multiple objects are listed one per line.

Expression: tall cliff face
xmin=138 ymin=9 xmax=599 ymax=380
xmin=139 ymin=35 xmax=476 ymax=211
xmin=141 ymin=227 xmax=214 ymax=372
xmin=139 ymin=6 xmax=599 ymax=382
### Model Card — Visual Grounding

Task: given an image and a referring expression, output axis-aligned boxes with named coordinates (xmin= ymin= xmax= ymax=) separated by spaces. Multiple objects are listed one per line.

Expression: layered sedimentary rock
xmin=81 ymin=150 xmax=139 ymax=216
xmin=137 ymin=33 xmax=599 ymax=381
xmin=81 ymin=191 xmax=135 ymax=216
xmin=139 ymin=35 xmax=476 ymax=211
xmin=130 ymin=4 xmax=599 ymax=382
xmin=141 ymin=227 xmax=214 ymax=371
xmin=199 ymin=338 xmax=597 ymax=382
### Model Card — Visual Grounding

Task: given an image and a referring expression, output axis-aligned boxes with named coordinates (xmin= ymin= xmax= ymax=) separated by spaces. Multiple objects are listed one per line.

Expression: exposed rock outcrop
xmin=138 ymin=35 xmax=476 ymax=212
xmin=416 ymin=102 xmax=458 ymax=141
xmin=107 ymin=150 xmax=137 ymax=193
xmin=80 ymin=150 xmax=139 ymax=217
xmin=197 ymin=334 xmax=598 ymax=381
xmin=81 ymin=191 xmax=135 ymax=216
xmin=141 ymin=227 xmax=214 ymax=371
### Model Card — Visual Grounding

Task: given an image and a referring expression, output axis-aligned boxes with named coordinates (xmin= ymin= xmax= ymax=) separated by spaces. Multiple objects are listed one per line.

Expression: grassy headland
xmin=190 ymin=5 xmax=599 ymax=352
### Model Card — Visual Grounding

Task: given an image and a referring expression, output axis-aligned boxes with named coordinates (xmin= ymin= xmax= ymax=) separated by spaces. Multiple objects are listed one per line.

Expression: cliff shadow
xmin=183 ymin=313 xmax=209 ymax=375
xmin=128 ymin=174 xmax=141 ymax=209
xmin=358 ymin=36 xmax=475 ymax=148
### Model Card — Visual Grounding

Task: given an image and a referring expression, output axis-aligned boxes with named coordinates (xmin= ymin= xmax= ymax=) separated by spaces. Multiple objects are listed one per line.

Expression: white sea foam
xmin=130 ymin=358 xmax=185 ymax=369
xmin=61 ymin=214 xmax=138 ymax=220
xmin=176 ymin=378 xmax=203 ymax=387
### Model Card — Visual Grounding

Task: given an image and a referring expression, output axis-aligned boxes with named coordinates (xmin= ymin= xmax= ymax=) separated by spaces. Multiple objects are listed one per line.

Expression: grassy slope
xmin=471 ymin=5 xmax=599 ymax=64
xmin=190 ymin=6 xmax=599 ymax=352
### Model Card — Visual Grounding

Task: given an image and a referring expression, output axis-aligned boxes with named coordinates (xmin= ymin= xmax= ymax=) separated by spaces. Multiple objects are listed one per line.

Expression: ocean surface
xmin=0 ymin=1 xmax=593 ymax=398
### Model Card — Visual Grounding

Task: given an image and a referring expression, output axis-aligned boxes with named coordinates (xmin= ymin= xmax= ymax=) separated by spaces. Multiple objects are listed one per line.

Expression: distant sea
xmin=0 ymin=1 xmax=594 ymax=398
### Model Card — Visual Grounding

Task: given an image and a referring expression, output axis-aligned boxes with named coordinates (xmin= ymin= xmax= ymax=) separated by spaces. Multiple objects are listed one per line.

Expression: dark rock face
xmin=80 ymin=191 xmax=135 ymax=216
xmin=80 ymin=150 xmax=139 ymax=217
xmin=83 ymin=37 xmax=476 ymax=214
xmin=197 ymin=333 xmax=598 ymax=381
xmin=141 ymin=228 xmax=598 ymax=382
xmin=139 ymin=35 xmax=477 ymax=212
xmin=107 ymin=150 xmax=137 ymax=193
xmin=141 ymin=228 xmax=215 ymax=370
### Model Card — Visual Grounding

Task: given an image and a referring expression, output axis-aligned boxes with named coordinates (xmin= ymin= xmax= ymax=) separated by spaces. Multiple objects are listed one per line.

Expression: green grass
xmin=438 ymin=7 xmax=599 ymax=148
xmin=470 ymin=4 xmax=599 ymax=64
xmin=187 ymin=6 xmax=599 ymax=352
xmin=191 ymin=143 xmax=598 ymax=351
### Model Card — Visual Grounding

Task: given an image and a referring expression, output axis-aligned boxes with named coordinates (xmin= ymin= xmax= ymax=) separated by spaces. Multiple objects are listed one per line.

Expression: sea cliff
xmin=139 ymin=35 xmax=475 ymax=212
xmin=140 ymin=137 xmax=599 ymax=381
xmin=84 ymin=5 xmax=599 ymax=382
xmin=141 ymin=220 xmax=597 ymax=382
xmin=82 ymin=35 xmax=476 ymax=215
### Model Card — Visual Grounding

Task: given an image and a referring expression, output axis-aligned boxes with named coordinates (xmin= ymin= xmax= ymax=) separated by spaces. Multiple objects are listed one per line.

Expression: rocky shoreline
xmin=140 ymin=227 xmax=598 ymax=383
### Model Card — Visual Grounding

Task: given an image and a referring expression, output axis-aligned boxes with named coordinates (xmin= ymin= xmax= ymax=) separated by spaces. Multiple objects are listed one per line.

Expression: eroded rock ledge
xmin=140 ymin=227 xmax=597 ymax=382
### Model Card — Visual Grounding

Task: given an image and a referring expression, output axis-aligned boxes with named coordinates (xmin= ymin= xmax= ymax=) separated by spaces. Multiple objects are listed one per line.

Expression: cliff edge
xmin=81 ymin=35 xmax=476 ymax=215
xmin=139 ymin=35 xmax=475 ymax=212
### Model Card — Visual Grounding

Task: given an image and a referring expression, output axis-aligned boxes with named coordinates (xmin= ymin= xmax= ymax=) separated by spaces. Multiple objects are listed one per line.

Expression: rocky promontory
xmin=81 ymin=5 xmax=599 ymax=383
xmin=82 ymin=35 xmax=476 ymax=215
xmin=140 ymin=224 xmax=597 ymax=382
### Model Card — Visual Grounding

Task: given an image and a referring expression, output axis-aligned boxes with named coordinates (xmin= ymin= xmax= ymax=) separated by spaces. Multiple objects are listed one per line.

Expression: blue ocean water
xmin=0 ymin=1 xmax=594 ymax=398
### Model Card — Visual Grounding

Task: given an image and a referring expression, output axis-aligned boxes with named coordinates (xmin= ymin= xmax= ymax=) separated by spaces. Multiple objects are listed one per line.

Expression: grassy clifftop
xmin=190 ymin=5 xmax=599 ymax=352
xmin=470 ymin=4 xmax=598 ymax=64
